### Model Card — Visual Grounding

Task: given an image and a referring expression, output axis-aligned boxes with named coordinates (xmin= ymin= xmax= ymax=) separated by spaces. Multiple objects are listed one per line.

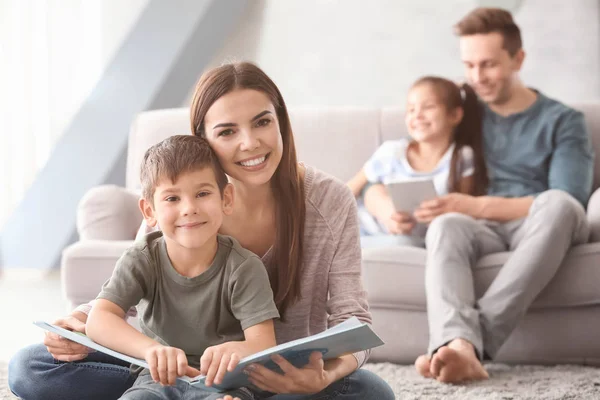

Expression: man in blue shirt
xmin=405 ymin=8 xmax=594 ymax=383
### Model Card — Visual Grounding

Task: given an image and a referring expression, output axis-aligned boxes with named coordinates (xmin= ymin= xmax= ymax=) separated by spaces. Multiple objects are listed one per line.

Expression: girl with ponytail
xmin=347 ymin=76 xmax=487 ymax=246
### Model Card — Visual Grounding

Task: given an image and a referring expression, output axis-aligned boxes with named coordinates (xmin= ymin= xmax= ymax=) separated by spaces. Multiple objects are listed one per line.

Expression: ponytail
xmin=447 ymin=83 xmax=488 ymax=196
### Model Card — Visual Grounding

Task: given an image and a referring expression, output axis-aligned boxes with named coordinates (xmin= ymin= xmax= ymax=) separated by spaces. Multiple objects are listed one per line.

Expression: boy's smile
xmin=140 ymin=167 xmax=233 ymax=254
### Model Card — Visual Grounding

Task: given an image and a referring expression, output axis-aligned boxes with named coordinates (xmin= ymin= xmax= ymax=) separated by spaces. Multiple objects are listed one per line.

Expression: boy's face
xmin=139 ymin=167 xmax=233 ymax=251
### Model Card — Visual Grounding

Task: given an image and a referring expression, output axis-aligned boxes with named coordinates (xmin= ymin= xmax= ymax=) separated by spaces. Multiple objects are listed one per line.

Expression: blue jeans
xmin=9 ymin=344 xmax=395 ymax=400
xmin=120 ymin=371 xmax=258 ymax=400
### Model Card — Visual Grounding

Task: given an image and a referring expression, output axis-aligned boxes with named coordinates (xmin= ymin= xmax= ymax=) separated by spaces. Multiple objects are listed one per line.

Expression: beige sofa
xmin=62 ymin=105 xmax=600 ymax=365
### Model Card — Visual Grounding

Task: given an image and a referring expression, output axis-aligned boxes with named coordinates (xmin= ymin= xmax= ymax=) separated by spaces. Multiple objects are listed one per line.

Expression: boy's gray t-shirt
xmin=97 ymin=231 xmax=280 ymax=369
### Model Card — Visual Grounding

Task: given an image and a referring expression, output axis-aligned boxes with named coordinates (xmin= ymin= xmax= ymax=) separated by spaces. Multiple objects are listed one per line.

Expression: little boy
xmin=86 ymin=135 xmax=280 ymax=400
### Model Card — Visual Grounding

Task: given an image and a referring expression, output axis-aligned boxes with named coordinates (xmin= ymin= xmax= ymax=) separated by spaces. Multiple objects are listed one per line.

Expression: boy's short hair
xmin=140 ymin=135 xmax=228 ymax=203
xmin=454 ymin=7 xmax=522 ymax=56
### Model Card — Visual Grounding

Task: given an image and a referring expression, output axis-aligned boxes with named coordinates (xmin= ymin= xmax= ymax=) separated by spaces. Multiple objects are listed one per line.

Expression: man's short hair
xmin=454 ymin=8 xmax=522 ymax=56
xmin=140 ymin=135 xmax=228 ymax=203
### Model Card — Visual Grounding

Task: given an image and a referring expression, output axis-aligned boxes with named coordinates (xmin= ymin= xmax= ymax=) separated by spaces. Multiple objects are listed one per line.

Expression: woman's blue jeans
xmin=8 ymin=344 xmax=395 ymax=400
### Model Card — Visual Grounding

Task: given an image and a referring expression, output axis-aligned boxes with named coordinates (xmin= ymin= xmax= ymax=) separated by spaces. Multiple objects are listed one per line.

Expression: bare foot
xmin=430 ymin=339 xmax=489 ymax=383
xmin=415 ymin=354 xmax=433 ymax=378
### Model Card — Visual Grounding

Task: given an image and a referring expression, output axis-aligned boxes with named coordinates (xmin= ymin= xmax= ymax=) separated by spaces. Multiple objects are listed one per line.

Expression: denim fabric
xmin=8 ymin=343 xmax=135 ymax=400
xmin=120 ymin=371 xmax=257 ymax=400
xmin=8 ymin=344 xmax=394 ymax=400
xmin=266 ymin=369 xmax=395 ymax=400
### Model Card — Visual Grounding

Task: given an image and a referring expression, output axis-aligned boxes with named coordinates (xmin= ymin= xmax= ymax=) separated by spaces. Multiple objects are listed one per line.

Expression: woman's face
xmin=405 ymin=83 xmax=462 ymax=144
xmin=203 ymin=89 xmax=284 ymax=187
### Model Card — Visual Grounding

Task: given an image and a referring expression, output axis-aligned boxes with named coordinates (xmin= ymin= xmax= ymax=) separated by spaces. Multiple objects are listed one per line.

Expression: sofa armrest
xmin=77 ymin=185 xmax=142 ymax=240
xmin=587 ymin=187 xmax=600 ymax=242
xmin=61 ymin=239 xmax=134 ymax=310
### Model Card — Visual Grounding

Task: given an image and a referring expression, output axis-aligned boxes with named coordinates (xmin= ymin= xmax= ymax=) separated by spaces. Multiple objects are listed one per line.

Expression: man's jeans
xmin=9 ymin=343 xmax=395 ymax=400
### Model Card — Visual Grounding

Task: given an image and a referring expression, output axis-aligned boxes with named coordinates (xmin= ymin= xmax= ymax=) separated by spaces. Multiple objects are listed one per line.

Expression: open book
xmin=34 ymin=317 xmax=384 ymax=393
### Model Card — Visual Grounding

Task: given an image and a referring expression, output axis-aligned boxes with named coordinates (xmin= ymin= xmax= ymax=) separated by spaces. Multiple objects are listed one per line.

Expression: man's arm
xmin=473 ymin=109 xmax=593 ymax=221
xmin=415 ymin=194 xmax=534 ymax=223
xmin=547 ymin=110 xmax=594 ymax=207
xmin=474 ymin=195 xmax=534 ymax=221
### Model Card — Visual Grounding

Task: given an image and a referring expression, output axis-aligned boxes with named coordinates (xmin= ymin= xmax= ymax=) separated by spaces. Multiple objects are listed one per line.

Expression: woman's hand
xmin=246 ymin=352 xmax=335 ymax=394
xmin=43 ymin=314 xmax=92 ymax=362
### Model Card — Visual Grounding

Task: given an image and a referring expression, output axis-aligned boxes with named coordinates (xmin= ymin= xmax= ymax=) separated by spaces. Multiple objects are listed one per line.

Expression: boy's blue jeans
xmin=8 ymin=344 xmax=395 ymax=400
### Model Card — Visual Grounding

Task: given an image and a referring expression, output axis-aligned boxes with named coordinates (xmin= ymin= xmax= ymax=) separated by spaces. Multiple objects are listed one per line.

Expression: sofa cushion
xmin=362 ymin=242 xmax=600 ymax=310
xmin=77 ymin=185 xmax=142 ymax=241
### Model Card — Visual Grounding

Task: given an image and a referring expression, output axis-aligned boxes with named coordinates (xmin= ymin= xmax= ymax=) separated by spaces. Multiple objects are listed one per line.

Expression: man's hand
xmin=201 ymin=341 xmax=253 ymax=387
xmin=414 ymin=193 xmax=483 ymax=223
xmin=144 ymin=344 xmax=200 ymax=386
xmin=380 ymin=211 xmax=415 ymax=235
xmin=245 ymin=352 xmax=335 ymax=394
xmin=43 ymin=314 xmax=92 ymax=362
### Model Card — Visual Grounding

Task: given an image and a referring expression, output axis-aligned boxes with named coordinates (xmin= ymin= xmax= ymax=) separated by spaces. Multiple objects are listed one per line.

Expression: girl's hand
xmin=201 ymin=341 xmax=250 ymax=387
xmin=245 ymin=352 xmax=334 ymax=394
xmin=145 ymin=345 xmax=201 ymax=386
xmin=381 ymin=211 xmax=415 ymax=234
xmin=414 ymin=193 xmax=481 ymax=222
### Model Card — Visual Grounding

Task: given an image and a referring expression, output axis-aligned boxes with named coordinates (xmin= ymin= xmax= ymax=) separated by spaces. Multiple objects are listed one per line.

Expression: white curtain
xmin=0 ymin=0 xmax=148 ymax=227
xmin=0 ymin=0 xmax=104 ymax=226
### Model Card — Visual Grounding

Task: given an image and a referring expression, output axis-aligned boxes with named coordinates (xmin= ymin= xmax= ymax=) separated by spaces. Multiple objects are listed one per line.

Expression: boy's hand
xmin=145 ymin=344 xmax=201 ymax=386
xmin=201 ymin=341 xmax=251 ymax=387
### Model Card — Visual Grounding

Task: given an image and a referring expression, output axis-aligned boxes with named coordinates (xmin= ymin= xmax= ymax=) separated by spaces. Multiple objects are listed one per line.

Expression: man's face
xmin=460 ymin=32 xmax=523 ymax=105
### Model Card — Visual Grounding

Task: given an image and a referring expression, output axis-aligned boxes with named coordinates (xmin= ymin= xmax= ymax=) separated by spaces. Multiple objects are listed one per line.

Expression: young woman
xmin=347 ymin=76 xmax=487 ymax=248
xmin=8 ymin=62 xmax=395 ymax=400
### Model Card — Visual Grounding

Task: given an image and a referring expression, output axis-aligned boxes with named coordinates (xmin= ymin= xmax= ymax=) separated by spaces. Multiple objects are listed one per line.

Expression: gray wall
xmin=209 ymin=0 xmax=600 ymax=107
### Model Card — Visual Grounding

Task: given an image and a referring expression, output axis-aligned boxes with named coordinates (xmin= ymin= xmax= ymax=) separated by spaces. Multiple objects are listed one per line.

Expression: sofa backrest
xmin=126 ymin=108 xmax=191 ymax=190
xmin=127 ymin=103 xmax=600 ymax=192
xmin=288 ymin=107 xmax=381 ymax=182
xmin=572 ymin=103 xmax=600 ymax=191
xmin=126 ymin=107 xmax=383 ymax=188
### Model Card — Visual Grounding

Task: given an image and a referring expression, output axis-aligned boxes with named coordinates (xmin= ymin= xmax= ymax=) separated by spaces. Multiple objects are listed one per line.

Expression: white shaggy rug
xmin=363 ymin=362 xmax=600 ymax=399
xmin=2 ymin=362 xmax=600 ymax=399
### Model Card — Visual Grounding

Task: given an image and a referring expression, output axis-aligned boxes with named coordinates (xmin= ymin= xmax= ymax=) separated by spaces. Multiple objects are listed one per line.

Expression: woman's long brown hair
xmin=412 ymin=76 xmax=488 ymax=196
xmin=190 ymin=62 xmax=305 ymax=317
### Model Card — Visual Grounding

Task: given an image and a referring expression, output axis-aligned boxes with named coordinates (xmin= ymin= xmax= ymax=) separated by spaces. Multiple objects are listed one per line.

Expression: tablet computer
xmin=385 ymin=177 xmax=437 ymax=212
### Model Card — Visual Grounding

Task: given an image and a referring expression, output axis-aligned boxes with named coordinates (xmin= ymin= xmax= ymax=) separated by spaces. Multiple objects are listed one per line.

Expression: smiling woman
xmin=7 ymin=62 xmax=395 ymax=400
xmin=191 ymin=66 xmax=300 ymax=314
